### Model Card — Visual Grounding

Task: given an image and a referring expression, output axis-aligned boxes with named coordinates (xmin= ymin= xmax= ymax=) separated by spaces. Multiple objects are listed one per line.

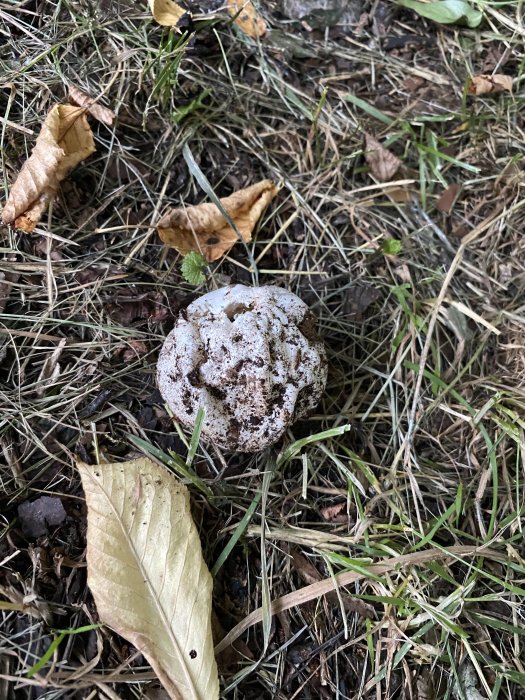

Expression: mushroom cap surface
xmin=157 ymin=284 xmax=327 ymax=452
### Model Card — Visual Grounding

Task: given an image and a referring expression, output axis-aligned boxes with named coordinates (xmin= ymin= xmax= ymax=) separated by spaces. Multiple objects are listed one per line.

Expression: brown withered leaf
xmin=364 ymin=134 xmax=401 ymax=182
xmin=435 ymin=183 xmax=461 ymax=214
xmin=68 ymin=85 xmax=115 ymax=126
xmin=320 ymin=502 xmax=347 ymax=523
xmin=227 ymin=0 xmax=266 ymax=38
xmin=468 ymin=74 xmax=513 ymax=96
xmin=1 ymin=104 xmax=96 ymax=232
xmin=149 ymin=0 xmax=187 ymax=26
xmin=158 ymin=179 xmax=279 ymax=262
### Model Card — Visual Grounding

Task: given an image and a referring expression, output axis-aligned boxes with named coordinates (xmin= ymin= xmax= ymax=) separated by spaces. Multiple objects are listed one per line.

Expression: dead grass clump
xmin=1 ymin=1 xmax=525 ymax=698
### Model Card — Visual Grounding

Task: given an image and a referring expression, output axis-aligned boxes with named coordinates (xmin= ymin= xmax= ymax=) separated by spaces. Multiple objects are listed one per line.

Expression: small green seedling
xmin=181 ymin=250 xmax=207 ymax=285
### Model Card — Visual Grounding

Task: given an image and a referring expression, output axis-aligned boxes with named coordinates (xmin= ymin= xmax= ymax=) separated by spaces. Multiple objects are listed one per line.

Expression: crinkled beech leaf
xmin=157 ymin=179 xmax=279 ymax=262
xmin=1 ymin=104 xmax=96 ymax=231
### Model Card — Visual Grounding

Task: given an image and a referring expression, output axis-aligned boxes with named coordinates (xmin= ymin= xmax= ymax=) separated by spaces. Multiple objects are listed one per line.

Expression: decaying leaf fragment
xmin=364 ymin=134 xmax=401 ymax=182
xmin=1 ymin=104 xmax=96 ymax=232
xmin=149 ymin=0 xmax=187 ymax=26
xmin=468 ymin=74 xmax=513 ymax=96
xmin=68 ymin=84 xmax=115 ymax=126
xmin=157 ymin=179 xmax=279 ymax=262
xmin=77 ymin=457 xmax=219 ymax=700
xmin=227 ymin=0 xmax=267 ymax=38
xmin=436 ymin=183 xmax=461 ymax=213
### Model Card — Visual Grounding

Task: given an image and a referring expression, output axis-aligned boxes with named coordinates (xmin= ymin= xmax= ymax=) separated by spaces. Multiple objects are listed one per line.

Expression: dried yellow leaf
xmin=1 ymin=104 xmax=96 ymax=231
xmin=78 ymin=457 xmax=219 ymax=700
xmin=364 ymin=134 xmax=401 ymax=183
xmin=149 ymin=0 xmax=187 ymax=26
xmin=468 ymin=74 xmax=513 ymax=96
xmin=68 ymin=84 xmax=115 ymax=126
xmin=227 ymin=0 xmax=266 ymax=38
xmin=158 ymin=179 xmax=279 ymax=262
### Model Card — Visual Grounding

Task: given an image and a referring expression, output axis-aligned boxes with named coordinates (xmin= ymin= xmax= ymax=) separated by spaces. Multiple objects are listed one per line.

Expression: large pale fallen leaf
xmin=364 ymin=134 xmax=401 ymax=182
xmin=157 ymin=179 xmax=279 ymax=262
xmin=1 ymin=104 xmax=96 ymax=232
xmin=77 ymin=458 xmax=219 ymax=700
xmin=468 ymin=74 xmax=513 ymax=96
xmin=227 ymin=0 xmax=267 ymax=38
xmin=68 ymin=84 xmax=115 ymax=126
xmin=149 ymin=0 xmax=187 ymax=26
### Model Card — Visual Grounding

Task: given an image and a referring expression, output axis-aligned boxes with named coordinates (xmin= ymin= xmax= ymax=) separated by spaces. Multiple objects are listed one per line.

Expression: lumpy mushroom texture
xmin=157 ymin=284 xmax=327 ymax=452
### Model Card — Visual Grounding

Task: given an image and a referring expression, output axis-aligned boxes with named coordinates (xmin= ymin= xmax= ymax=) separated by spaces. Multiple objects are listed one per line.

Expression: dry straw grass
xmin=1 ymin=1 xmax=525 ymax=698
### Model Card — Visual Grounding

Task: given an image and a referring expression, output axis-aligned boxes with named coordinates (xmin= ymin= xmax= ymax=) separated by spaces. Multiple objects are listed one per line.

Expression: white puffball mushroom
xmin=157 ymin=284 xmax=327 ymax=452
